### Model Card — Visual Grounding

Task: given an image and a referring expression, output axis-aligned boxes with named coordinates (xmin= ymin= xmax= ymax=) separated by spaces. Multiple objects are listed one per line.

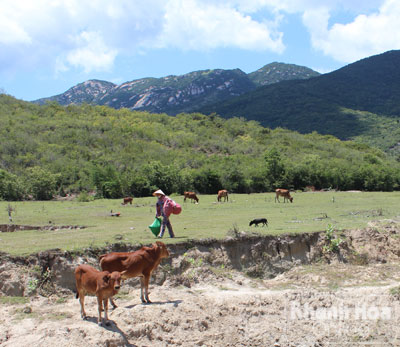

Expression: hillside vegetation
xmin=0 ymin=94 xmax=399 ymax=200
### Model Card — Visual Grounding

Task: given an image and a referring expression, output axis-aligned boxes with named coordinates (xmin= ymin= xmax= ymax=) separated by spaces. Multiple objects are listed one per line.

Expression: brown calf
xmin=99 ymin=241 xmax=169 ymax=306
xmin=75 ymin=264 xmax=124 ymax=326
xmin=217 ymin=189 xmax=228 ymax=202
xmin=275 ymin=189 xmax=293 ymax=203
xmin=183 ymin=191 xmax=199 ymax=203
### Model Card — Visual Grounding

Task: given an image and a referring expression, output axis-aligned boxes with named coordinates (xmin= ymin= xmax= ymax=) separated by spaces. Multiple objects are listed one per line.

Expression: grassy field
xmin=0 ymin=191 xmax=399 ymax=255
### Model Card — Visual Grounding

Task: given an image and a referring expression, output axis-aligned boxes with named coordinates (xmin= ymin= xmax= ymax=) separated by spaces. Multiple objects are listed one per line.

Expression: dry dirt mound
xmin=1 ymin=268 xmax=400 ymax=347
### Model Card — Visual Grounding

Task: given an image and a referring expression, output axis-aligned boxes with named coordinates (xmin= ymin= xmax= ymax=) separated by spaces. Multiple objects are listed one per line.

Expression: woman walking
xmin=153 ymin=189 xmax=175 ymax=238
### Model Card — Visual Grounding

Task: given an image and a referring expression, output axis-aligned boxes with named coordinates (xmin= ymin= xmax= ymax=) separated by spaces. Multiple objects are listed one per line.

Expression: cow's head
xmin=103 ymin=271 xmax=123 ymax=292
xmin=155 ymin=241 xmax=170 ymax=258
xmin=289 ymin=197 xmax=293 ymax=203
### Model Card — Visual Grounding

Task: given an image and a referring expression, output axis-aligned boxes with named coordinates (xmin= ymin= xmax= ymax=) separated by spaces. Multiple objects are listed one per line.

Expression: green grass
xmin=0 ymin=192 xmax=399 ymax=256
xmin=0 ymin=296 xmax=30 ymax=305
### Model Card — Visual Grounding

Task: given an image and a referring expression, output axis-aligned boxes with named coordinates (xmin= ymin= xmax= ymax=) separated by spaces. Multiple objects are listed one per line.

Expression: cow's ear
xmin=103 ymin=274 xmax=110 ymax=283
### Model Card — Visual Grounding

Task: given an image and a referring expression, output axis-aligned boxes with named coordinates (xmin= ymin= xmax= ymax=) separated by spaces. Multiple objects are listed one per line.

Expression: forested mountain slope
xmin=201 ymin=50 xmax=400 ymax=153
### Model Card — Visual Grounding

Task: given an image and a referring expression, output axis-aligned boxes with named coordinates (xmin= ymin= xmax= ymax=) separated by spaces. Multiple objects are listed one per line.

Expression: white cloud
xmin=65 ymin=31 xmax=117 ymax=73
xmin=303 ymin=0 xmax=400 ymax=62
xmin=156 ymin=0 xmax=284 ymax=52
xmin=0 ymin=0 xmax=165 ymax=74
xmin=0 ymin=16 xmax=31 ymax=45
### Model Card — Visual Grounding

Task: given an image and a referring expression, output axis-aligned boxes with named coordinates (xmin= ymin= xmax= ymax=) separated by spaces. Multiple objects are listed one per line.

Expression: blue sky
xmin=1 ymin=0 xmax=399 ymax=101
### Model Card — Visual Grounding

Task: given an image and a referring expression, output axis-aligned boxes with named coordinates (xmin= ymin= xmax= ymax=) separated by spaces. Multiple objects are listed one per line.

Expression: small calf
xmin=249 ymin=218 xmax=268 ymax=227
xmin=75 ymin=264 xmax=124 ymax=326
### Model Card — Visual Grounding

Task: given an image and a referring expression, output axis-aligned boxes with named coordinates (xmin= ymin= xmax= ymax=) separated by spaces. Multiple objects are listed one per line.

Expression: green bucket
xmin=149 ymin=217 xmax=161 ymax=237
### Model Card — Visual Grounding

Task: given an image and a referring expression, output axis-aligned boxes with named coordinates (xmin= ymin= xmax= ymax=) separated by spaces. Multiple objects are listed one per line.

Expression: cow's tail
xmin=76 ymin=290 xmax=79 ymax=299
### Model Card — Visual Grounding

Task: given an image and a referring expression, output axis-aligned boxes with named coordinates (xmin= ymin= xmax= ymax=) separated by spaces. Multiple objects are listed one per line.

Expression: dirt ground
xmin=1 ymin=261 xmax=400 ymax=347
xmin=1 ymin=219 xmax=400 ymax=346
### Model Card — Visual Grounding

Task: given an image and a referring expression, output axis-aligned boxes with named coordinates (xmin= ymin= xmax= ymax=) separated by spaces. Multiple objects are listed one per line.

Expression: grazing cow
xmin=249 ymin=218 xmax=268 ymax=227
xmin=99 ymin=241 xmax=169 ymax=306
xmin=275 ymin=189 xmax=293 ymax=203
xmin=183 ymin=191 xmax=199 ymax=203
xmin=217 ymin=189 xmax=229 ymax=202
xmin=75 ymin=264 xmax=124 ymax=326
xmin=122 ymin=197 xmax=133 ymax=205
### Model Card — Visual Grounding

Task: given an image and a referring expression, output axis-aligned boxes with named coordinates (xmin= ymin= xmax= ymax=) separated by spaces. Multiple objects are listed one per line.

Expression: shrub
xmin=25 ymin=167 xmax=59 ymax=200
xmin=76 ymin=191 xmax=94 ymax=202
xmin=0 ymin=169 xmax=24 ymax=200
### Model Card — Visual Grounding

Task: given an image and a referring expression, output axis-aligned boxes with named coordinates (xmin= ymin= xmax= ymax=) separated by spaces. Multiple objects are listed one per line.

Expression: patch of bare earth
xmin=1 ymin=219 xmax=400 ymax=346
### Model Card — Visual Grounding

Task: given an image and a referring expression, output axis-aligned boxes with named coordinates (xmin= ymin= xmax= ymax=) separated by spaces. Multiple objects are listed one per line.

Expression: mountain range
xmin=34 ymin=63 xmax=320 ymax=114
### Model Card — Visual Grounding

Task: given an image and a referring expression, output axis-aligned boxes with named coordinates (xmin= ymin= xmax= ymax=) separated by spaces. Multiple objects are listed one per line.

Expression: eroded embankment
xmin=1 ymin=219 xmax=399 ymax=297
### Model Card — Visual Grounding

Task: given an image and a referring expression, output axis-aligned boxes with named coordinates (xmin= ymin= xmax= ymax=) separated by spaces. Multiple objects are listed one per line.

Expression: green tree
xmin=0 ymin=169 xmax=24 ymax=201
xmin=222 ymin=167 xmax=248 ymax=193
xmin=264 ymin=147 xmax=286 ymax=188
xmin=90 ymin=164 xmax=122 ymax=198
xmin=193 ymin=168 xmax=222 ymax=194
xmin=26 ymin=167 xmax=59 ymax=200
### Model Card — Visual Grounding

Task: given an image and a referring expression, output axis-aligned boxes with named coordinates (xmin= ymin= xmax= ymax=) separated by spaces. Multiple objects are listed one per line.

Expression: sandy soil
xmin=1 ymin=262 xmax=400 ymax=347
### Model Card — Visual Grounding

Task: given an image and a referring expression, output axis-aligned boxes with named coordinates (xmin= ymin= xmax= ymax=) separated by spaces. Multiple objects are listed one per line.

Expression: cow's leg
xmin=140 ymin=277 xmax=146 ymax=303
xmin=79 ymin=292 xmax=87 ymax=320
xmin=143 ymin=275 xmax=151 ymax=303
xmin=97 ymin=296 xmax=104 ymax=326
xmin=103 ymin=299 xmax=111 ymax=326
xmin=109 ymin=297 xmax=118 ymax=309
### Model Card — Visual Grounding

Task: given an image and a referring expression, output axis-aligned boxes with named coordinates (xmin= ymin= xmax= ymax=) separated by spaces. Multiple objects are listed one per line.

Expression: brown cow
xmin=275 ymin=189 xmax=293 ymax=203
xmin=217 ymin=189 xmax=228 ymax=202
xmin=99 ymin=241 xmax=169 ymax=306
xmin=122 ymin=197 xmax=133 ymax=205
xmin=75 ymin=264 xmax=124 ymax=326
xmin=183 ymin=191 xmax=199 ymax=203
